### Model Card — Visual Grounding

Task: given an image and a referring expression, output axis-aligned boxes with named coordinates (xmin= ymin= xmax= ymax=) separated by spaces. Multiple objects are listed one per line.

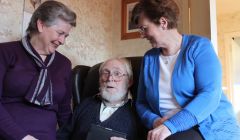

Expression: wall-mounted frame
xmin=121 ymin=0 xmax=140 ymax=40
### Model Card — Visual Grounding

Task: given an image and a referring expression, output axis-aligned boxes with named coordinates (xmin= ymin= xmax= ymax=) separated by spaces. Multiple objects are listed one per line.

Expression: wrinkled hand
xmin=110 ymin=136 xmax=127 ymax=140
xmin=153 ymin=116 xmax=169 ymax=128
xmin=147 ymin=124 xmax=171 ymax=140
xmin=22 ymin=135 xmax=38 ymax=140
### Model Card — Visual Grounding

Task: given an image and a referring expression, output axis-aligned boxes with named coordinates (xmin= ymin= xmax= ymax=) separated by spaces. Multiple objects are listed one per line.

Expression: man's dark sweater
xmin=57 ymin=96 xmax=141 ymax=140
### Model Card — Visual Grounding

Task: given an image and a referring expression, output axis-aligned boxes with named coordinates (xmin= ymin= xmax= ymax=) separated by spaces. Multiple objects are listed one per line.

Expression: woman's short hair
xmin=99 ymin=58 xmax=133 ymax=83
xmin=132 ymin=0 xmax=179 ymax=29
xmin=26 ymin=0 xmax=77 ymax=35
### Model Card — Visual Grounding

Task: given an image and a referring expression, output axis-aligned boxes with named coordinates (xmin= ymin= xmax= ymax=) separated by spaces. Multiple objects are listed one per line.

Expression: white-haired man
xmin=57 ymin=58 xmax=140 ymax=140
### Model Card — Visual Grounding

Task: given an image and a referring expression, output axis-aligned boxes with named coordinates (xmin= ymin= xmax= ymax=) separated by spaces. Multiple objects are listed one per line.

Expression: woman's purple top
xmin=0 ymin=41 xmax=72 ymax=140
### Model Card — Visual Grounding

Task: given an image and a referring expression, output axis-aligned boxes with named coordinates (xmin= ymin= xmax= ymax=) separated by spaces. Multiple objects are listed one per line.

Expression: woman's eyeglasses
xmin=138 ymin=25 xmax=148 ymax=36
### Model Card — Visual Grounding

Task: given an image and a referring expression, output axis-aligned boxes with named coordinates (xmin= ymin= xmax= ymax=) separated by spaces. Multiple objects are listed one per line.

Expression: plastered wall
xmin=0 ymin=0 xmax=211 ymax=67
xmin=0 ymin=0 xmax=150 ymax=67
xmin=0 ymin=0 xmax=114 ymax=67
xmin=57 ymin=0 xmax=114 ymax=66
xmin=0 ymin=0 xmax=23 ymax=42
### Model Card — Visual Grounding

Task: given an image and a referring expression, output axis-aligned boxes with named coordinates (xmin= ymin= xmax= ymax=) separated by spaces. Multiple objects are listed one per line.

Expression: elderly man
xmin=57 ymin=58 xmax=140 ymax=140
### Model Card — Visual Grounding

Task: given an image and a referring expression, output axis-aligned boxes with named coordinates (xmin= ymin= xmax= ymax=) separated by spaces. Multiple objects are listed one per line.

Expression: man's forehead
xmin=102 ymin=66 xmax=123 ymax=71
xmin=102 ymin=60 xmax=125 ymax=71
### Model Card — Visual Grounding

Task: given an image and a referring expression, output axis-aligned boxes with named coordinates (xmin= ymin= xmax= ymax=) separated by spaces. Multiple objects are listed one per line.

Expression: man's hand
xmin=147 ymin=124 xmax=171 ymax=140
xmin=22 ymin=135 xmax=38 ymax=140
xmin=110 ymin=136 xmax=127 ymax=140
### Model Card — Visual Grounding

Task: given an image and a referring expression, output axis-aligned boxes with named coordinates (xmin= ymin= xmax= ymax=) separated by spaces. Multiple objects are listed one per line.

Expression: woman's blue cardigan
xmin=137 ymin=34 xmax=240 ymax=139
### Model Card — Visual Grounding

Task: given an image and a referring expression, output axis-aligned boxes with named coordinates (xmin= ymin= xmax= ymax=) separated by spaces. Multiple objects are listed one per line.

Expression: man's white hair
xmin=99 ymin=57 xmax=133 ymax=82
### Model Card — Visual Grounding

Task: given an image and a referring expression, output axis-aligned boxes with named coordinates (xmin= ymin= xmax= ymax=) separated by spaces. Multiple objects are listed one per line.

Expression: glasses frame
xmin=138 ymin=25 xmax=148 ymax=36
xmin=100 ymin=71 xmax=128 ymax=82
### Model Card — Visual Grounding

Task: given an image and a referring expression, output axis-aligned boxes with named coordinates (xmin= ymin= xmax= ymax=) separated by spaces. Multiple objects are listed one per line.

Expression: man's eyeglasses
xmin=100 ymin=70 xmax=128 ymax=81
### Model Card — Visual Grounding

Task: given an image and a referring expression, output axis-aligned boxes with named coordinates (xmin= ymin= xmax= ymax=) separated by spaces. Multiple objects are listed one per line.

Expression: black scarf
xmin=22 ymin=36 xmax=55 ymax=106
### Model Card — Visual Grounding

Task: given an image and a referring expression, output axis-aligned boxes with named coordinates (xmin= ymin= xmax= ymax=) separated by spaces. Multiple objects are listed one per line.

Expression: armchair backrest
xmin=72 ymin=65 xmax=90 ymax=106
xmin=72 ymin=56 xmax=148 ymax=139
xmin=72 ymin=56 xmax=143 ymax=107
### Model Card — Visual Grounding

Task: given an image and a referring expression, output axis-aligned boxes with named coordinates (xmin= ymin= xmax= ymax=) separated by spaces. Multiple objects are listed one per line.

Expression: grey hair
xmin=26 ymin=0 xmax=77 ymax=35
xmin=99 ymin=58 xmax=133 ymax=82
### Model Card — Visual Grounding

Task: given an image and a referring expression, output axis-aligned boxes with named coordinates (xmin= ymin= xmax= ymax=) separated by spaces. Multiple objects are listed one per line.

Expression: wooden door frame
xmin=223 ymin=31 xmax=240 ymax=102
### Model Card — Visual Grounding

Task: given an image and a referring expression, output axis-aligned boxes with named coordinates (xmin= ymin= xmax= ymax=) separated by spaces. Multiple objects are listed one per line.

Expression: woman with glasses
xmin=132 ymin=0 xmax=240 ymax=140
xmin=57 ymin=58 xmax=141 ymax=140
xmin=0 ymin=1 xmax=76 ymax=140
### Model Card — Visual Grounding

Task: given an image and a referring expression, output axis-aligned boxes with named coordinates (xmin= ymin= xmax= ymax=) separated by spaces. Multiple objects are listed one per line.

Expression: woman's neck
xmin=161 ymin=30 xmax=182 ymax=56
xmin=30 ymin=35 xmax=48 ymax=56
xmin=30 ymin=35 xmax=48 ymax=61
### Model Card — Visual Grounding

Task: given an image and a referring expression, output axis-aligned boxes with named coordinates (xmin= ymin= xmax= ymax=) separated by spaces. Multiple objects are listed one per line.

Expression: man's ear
xmin=159 ymin=17 xmax=168 ymax=30
xmin=128 ymin=79 xmax=133 ymax=88
xmin=37 ymin=19 xmax=44 ymax=33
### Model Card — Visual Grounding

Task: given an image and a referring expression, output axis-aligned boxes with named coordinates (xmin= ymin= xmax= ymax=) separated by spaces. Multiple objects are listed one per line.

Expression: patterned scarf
xmin=22 ymin=36 xmax=55 ymax=106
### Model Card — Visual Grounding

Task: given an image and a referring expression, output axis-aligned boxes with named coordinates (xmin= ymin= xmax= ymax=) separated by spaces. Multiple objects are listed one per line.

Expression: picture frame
xmin=121 ymin=0 xmax=140 ymax=40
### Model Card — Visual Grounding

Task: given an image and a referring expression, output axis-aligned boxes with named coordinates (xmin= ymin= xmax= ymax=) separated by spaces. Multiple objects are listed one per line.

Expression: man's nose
xmin=106 ymin=74 xmax=114 ymax=81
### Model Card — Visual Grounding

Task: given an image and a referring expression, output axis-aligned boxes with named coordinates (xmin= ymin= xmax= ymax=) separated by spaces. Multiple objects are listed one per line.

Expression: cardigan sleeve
xmin=136 ymin=60 xmax=160 ymax=129
xmin=164 ymin=38 xmax=222 ymax=133
xmin=57 ymin=104 xmax=81 ymax=140
xmin=0 ymin=46 xmax=28 ymax=140
xmin=57 ymin=60 xmax=73 ymax=127
xmin=57 ymin=97 xmax=93 ymax=139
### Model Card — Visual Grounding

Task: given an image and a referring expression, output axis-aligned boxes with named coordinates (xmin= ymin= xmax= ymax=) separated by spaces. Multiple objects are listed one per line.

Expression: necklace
xmin=161 ymin=56 xmax=170 ymax=65
xmin=164 ymin=60 xmax=168 ymax=64
xmin=160 ymin=49 xmax=181 ymax=65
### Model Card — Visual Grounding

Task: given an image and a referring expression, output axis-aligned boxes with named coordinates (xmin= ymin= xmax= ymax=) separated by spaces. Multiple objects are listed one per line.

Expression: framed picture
xmin=121 ymin=0 xmax=140 ymax=40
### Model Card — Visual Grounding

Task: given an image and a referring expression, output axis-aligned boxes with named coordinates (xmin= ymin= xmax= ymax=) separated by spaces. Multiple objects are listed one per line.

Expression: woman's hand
xmin=147 ymin=124 xmax=171 ymax=140
xmin=153 ymin=116 xmax=169 ymax=128
xmin=22 ymin=135 xmax=38 ymax=140
xmin=110 ymin=136 xmax=127 ymax=140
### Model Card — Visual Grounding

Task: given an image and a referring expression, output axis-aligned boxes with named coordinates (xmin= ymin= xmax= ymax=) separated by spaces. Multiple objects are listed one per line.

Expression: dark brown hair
xmin=26 ymin=0 xmax=77 ymax=35
xmin=132 ymin=0 xmax=179 ymax=29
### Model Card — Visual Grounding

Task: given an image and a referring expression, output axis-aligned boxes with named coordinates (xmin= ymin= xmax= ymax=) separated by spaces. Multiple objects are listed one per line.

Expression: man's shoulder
xmin=118 ymin=100 xmax=137 ymax=116
xmin=74 ymin=96 xmax=100 ymax=112
xmin=82 ymin=96 xmax=100 ymax=104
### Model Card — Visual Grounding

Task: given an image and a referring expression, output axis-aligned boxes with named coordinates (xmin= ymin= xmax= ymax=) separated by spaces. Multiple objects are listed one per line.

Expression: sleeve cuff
xmin=148 ymin=115 xmax=159 ymax=129
xmin=163 ymin=109 xmax=198 ymax=134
